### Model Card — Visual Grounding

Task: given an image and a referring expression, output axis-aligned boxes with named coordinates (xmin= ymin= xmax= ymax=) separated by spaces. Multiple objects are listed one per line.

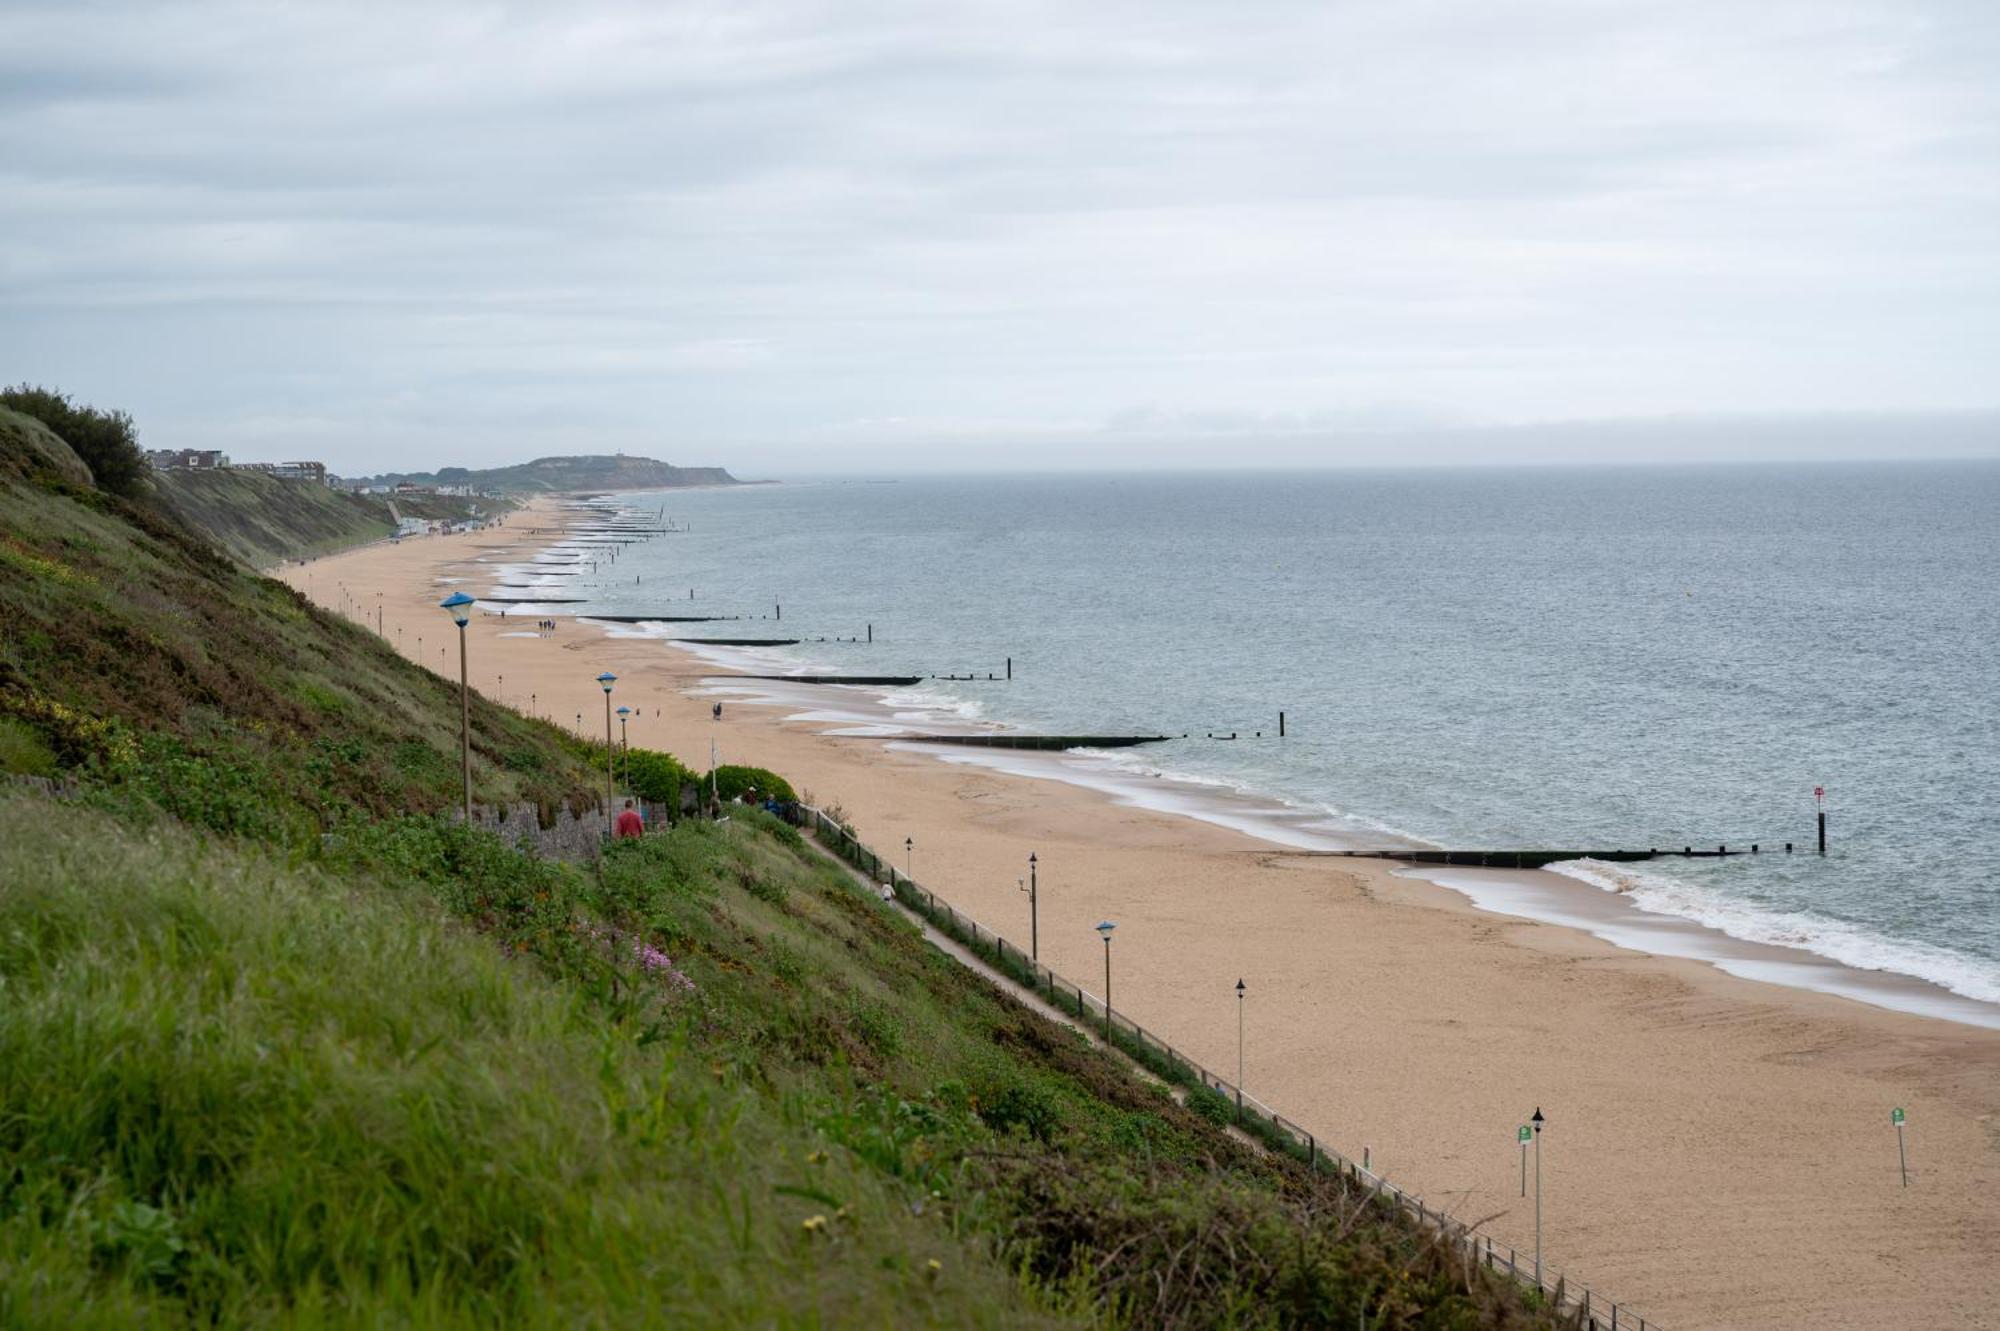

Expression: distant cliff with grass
xmin=152 ymin=467 xmax=507 ymax=567
xmin=356 ymin=452 xmax=740 ymax=495
xmin=0 ymin=388 xmax=1560 ymax=1329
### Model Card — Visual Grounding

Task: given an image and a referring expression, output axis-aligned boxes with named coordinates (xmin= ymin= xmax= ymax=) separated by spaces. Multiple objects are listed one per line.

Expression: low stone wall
xmin=469 ymin=798 xmax=676 ymax=862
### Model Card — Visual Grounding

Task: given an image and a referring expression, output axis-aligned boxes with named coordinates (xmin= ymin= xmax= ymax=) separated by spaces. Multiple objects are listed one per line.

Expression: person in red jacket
xmin=613 ymin=799 xmax=644 ymax=839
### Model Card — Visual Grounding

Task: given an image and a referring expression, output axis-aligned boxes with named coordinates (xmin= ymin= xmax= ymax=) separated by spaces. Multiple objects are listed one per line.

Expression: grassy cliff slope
xmin=153 ymin=468 xmax=506 ymax=567
xmin=0 ymin=404 xmax=1557 ymax=1328
xmin=0 ymin=427 xmax=596 ymax=836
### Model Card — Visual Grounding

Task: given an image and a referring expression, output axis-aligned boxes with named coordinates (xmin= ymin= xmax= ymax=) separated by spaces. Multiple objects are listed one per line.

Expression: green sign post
xmin=1892 ymin=1108 xmax=1908 ymax=1187
xmin=1517 ymin=1125 xmax=1530 ymax=1197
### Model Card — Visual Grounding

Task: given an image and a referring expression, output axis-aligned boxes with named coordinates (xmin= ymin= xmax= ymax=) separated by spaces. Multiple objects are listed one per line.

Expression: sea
xmin=506 ymin=464 xmax=2000 ymax=1018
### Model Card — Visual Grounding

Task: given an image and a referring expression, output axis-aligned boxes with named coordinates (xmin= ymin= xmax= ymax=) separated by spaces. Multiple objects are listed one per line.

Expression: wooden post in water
xmin=1006 ymin=656 xmax=1012 ymax=680
xmin=1815 ymin=784 xmax=1828 ymax=854
xmin=867 ymin=623 xmax=873 ymax=643
xmin=1278 ymin=710 xmax=1286 ymax=738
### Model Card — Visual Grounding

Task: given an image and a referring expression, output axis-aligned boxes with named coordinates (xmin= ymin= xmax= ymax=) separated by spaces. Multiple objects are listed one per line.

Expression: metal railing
xmin=796 ymin=803 xmax=1658 ymax=1330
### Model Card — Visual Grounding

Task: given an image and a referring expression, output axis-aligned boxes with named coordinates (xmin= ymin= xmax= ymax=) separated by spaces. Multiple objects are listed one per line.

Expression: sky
xmin=2 ymin=0 xmax=1997 ymax=475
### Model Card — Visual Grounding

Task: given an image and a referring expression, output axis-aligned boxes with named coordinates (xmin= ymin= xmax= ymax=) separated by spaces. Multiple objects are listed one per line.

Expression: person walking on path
xmin=613 ymin=799 xmax=644 ymax=839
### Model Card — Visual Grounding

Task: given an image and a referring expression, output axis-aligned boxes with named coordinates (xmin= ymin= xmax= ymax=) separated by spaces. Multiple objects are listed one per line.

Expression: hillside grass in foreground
xmin=0 ymin=797 xmax=1049 ymax=1328
xmin=0 ymin=793 xmax=1554 ymax=1329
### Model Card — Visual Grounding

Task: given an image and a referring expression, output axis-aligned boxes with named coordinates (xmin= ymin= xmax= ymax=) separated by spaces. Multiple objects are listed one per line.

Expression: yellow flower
xmin=925 ymin=1258 xmax=942 ymax=1280
xmin=806 ymin=1150 xmax=828 ymax=1165
xmin=801 ymin=1215 xmax=827 ymax=1234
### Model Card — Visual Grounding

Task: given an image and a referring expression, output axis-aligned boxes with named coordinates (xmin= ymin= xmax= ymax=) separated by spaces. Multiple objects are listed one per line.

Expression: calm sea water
xmin=548 ymin=465 xmax=1998 ymax=1005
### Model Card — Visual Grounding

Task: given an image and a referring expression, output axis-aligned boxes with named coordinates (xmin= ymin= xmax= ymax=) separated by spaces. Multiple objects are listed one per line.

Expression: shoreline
xmin=279 ymin=495 xmax=2000 ymax=1330
xmin=674 ymin=636 xmax=2000 ymax=1029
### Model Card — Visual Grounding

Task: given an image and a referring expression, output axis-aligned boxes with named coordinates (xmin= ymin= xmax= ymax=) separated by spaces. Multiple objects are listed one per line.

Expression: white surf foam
xmin=1547 ymin=858 xmax=2000 ymax=1008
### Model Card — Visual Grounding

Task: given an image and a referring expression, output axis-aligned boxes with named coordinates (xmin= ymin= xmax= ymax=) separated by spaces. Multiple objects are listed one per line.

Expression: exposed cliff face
xmin=359 ymin=455 xmax=740 ymax=494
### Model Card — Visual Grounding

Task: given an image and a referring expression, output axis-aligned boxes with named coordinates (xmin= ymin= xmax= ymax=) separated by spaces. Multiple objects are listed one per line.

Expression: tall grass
xmin=0 ymin=797 xmax=1051 ymax=1328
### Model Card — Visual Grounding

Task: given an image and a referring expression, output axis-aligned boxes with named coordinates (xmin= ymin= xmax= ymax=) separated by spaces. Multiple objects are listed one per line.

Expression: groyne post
xmin=1006 ymin=656 xmax=1012 ymax=680
xmin=1816 ymin=785 xmax=1827 ymax=854
xmin=1278 ymin=710 xmax=1285 ymax=737
xmin=867 ymin=623 xmax=873 ymax=642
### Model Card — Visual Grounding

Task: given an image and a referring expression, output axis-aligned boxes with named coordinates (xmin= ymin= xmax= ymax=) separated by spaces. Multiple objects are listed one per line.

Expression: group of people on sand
xmin=535 ymin=618 xmax=558 ymax=632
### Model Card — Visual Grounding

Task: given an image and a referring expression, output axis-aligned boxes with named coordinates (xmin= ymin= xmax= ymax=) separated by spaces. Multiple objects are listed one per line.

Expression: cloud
xmin=0 ymin=0 xmax=1996 ymax=473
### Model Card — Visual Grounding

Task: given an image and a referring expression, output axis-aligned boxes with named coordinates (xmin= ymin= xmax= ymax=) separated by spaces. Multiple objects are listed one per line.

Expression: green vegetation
xmin=0 ymin=415 xmax=597 ymax=842
xmin=714 ymin=762 xmax=798 ymax=804
xmin=0 ymin=796 xmax=1552 ymax=1328
xmin=1 ymin=384 xmax=146 ymax=497
xmin=624 ymin=744 xmax=696 ymax=809
xmin=0 ymin=392 xmax=1560 ymax=1327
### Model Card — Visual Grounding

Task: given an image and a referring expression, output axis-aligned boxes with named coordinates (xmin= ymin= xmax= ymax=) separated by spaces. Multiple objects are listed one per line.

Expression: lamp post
xmin=597 ymin=672 xmax=617 ymax=833
xmin=616 ymin=705 xmax=631 ymax=786
xmin=439 ymin=593 xmax=475 ymax=825
xmin=1025 ymin=852 xmax=1039 ymax=961
xmin=1235 ymin=978 xmax=1246 ymax=1119
xmin=1530 ymin=1107 xmax=1545 ymax=1285
xmin=904 ymin=836 xmax=914 ymax=883
xmin=1096 ymin=920 xmax=1116 ymax=1038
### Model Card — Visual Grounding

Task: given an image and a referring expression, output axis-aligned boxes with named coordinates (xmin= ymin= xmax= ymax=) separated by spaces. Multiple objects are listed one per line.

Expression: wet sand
xmin=281 ymin=498 xmax=2000 ymax=1330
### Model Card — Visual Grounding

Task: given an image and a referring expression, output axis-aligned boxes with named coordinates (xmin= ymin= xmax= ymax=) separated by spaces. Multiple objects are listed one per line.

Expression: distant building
xmin=236 ymin=460 xmax=329 ymax=485
xmin=393 ymin=481 xmax=435 ymax=495
xmin=145 ymin=448 xmax=229 ymax=471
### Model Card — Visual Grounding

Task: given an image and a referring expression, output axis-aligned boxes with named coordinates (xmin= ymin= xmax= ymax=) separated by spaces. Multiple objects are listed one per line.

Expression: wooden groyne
xmin=712 ymin=673 xmax=925 ymax=686
xmin=477 ymin=595 xmax=587 ymax=604
xmin=670 ymin=637 xmax=800 ymax=646
xmin=892 ymin=734 xmax=1172 ymax=751
xmin=590 ymin=614 xmax=740 ymax=623
xmin=1318 ymin=845 xmax=1797 ymax=869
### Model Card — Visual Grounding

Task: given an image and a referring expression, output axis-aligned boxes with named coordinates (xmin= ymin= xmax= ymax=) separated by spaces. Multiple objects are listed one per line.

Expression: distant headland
xmin=350 ymin=454 xmax=741 ymax=495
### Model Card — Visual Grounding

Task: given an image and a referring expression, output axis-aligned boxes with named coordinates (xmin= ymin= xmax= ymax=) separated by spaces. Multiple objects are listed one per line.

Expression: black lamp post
xmin=596 ymin=672 xmax=617 ymax=832
xmin=1531 ymin=1107 xmax=1546 ymax=1284
xmin=1027 ymin=853 xmax=1039 ymax=961
xmin=1095 ymin=920 xmax=1116 ymax=1038
xmin=1235 ymin=978 xmax=1247 ymax=1119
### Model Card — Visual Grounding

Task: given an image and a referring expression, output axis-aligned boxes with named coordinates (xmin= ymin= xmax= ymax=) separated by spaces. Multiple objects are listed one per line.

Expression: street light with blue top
xmin=439 ymin=592 xmax=476 ymax=824
xmin=615 ymin=704 xmax=632 ymax=788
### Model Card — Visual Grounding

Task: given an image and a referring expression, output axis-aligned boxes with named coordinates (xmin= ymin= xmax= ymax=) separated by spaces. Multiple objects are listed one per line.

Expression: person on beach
xmin=712 ymin=702 xmax=723 ymax=721
xmin=613 ymin=799 xmax=643 ymax=839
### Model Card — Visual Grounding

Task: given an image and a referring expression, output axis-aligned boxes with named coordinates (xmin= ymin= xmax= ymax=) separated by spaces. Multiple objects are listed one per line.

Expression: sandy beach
xmin=281 ymin=497 xmax=2000 ymax=1331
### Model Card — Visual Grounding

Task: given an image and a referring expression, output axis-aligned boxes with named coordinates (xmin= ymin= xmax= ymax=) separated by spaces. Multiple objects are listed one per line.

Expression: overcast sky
xmin=3 ymin=0 xmax=1997 ymax=474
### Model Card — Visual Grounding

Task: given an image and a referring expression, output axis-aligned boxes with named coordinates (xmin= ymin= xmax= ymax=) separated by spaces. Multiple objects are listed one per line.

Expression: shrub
xmin=976 ymin=1079 xmax=1064 ymax=1143
xmin=0 ymin=384 xmax=147 ymax=497
xmin=625 ymin=746 xmax=694 ymax=807
xmin=712 ymin=764 xmax=795 ymax=805
xmin=1184 ymin=1084 xmax=1236 ymax=1126
xmin=0 ymin=717 xmax=57 ymax=776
